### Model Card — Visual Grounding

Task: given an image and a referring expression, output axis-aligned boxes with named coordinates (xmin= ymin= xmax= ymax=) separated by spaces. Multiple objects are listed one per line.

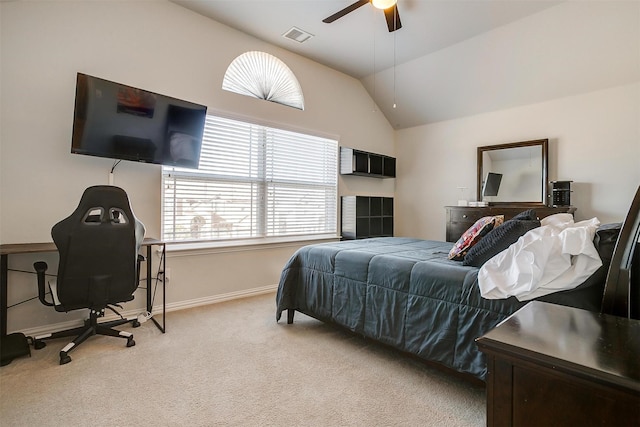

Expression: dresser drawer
xmin=446 ymin=207 xmax=484 ymax=242
xmin=449 ymin=209 xmax=476 ymax=222
xmin=446 ymin=222 xmax=472 ymax=243
xmin=445 ymin=205 xmax=576 ymax=242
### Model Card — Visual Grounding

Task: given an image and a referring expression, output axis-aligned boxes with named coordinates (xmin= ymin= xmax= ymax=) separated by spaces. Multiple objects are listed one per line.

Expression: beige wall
xmin=2 ymin=1 xmax=639 ymax=334
xmin=395 ymin=83 xmax=640 ymax=241
xmin=0 ymin=1 xmax=395 ymax=332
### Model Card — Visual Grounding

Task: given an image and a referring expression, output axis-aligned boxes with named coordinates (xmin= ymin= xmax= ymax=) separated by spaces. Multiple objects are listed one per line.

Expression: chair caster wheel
xmin=126 ymin=337 xmax=135 ymax=347
xmin=34 ymin=340 xmax=46 ymax=350
xmin=59 ymin=352 xmax=72 ymax=365
xmin=132 ymin=320 xmax=141 ymax=328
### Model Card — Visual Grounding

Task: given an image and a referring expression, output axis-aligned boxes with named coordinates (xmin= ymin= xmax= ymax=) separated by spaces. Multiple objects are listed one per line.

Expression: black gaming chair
xmin=33 ymin=185 xmax=145 ymax=364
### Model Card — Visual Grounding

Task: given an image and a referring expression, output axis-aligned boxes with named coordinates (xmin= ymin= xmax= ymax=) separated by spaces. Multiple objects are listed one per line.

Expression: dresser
xmin=476 ymin=301 xmax=640 ymax=427
xmin=445 ymin=205 xmax=575 ymax=242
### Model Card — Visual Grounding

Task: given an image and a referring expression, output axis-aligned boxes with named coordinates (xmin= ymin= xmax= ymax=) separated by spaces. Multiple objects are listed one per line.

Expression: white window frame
xmin=161 ymin=114 xmax=339 ymax=248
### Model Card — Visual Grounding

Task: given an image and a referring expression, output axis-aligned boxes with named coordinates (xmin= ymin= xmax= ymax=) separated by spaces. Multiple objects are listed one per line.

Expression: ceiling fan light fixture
xmin=372 ymin=0 xmax=397 ymax=10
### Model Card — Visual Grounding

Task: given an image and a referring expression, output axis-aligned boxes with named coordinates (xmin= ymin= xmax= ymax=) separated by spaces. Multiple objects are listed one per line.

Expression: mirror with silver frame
xmin=477 ymin=139 xmax=548 ymax=205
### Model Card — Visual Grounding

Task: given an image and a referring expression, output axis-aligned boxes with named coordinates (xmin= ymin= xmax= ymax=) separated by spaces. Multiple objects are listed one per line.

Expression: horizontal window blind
xmin=162 ymin=115 xmax=337 ymax=243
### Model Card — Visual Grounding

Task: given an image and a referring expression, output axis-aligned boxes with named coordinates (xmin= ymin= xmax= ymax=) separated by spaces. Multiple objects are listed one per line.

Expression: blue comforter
xmin=276 ymin=237 xmax=606 ymax=380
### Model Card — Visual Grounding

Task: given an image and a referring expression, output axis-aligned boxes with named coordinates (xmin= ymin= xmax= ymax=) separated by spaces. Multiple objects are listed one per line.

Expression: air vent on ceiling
xmin=282 ymin=27 xmax=314 ymax=43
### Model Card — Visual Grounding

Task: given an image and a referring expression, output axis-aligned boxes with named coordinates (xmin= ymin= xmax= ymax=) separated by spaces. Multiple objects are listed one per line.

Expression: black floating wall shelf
xmin=340 ymin=147 xmax=396 ymax=178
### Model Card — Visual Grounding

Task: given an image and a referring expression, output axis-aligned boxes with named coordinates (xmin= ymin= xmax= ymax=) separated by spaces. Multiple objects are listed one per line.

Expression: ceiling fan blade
xmin=383 ymin=4 xmax=402 ymax=32
xmin=323 ymin=0 xmax=370 ymax=23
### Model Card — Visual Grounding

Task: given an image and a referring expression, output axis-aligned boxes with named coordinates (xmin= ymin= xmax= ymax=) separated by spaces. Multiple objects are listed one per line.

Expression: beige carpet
xmin=0 ymin=293 xmax=485 ymax=426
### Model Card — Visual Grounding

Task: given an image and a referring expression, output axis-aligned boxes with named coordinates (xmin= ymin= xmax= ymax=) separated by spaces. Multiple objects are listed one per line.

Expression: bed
xmin=275 ymin=213 xmax=626 ymax=381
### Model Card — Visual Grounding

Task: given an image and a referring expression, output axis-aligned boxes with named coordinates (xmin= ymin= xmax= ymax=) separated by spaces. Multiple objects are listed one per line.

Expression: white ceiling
xmin=171 ymin=1 xmax=639 ymax=129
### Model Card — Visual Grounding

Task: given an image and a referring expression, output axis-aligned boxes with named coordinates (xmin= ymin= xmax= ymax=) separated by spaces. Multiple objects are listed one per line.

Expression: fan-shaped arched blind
xmin=222 ymin=51 xmax=304 ymax=110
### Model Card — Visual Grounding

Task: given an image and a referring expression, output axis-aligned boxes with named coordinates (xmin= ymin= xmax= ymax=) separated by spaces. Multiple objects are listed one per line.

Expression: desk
xmin=0 ymin=238 xmax=166 ymax=338
xmin=477 ymin=301 xmax=640 ymax=426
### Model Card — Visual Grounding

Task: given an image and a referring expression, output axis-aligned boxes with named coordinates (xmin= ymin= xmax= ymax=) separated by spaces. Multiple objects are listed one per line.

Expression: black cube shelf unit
xmin=340 ymin=147 xmax=396 ymax=178
xmin=341 ymin=196 xmax=394 ymax=240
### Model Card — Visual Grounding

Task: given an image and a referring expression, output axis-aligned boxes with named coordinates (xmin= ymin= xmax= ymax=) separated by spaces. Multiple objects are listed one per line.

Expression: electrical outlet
xmin=158 ymin=268 xmax=171 ymax=282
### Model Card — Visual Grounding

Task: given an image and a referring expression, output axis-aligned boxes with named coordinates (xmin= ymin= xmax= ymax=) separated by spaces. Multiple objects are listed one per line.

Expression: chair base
xmin=33 ymin=310 xmax=139 ymax=365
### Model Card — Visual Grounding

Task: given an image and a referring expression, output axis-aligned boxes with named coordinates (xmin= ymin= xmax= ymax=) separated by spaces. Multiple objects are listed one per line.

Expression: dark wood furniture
xmin=477 ymin=301 xmax=640 ymax=427
xmin=341 ymin=196 xmax=393 ymax=239
xmin=340 ymin=147 xmax=396 ymax=178
xmin=601 ymin=185 xmax=640 ymax=319
xmin=445 ymin=205 xmax=575 ymax=242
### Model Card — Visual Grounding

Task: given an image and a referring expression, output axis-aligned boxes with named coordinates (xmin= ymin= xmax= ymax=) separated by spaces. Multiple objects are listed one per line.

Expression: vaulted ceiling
xmin=172 ymin=1 xmax=640 ymax=129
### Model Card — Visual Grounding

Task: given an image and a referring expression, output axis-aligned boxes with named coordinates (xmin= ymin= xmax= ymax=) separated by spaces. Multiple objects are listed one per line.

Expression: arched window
xmin=222 ymin=51 xmax=304 ymax=110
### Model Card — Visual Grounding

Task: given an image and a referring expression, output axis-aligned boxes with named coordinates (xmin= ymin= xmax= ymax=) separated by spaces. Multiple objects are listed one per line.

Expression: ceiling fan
xmin=323 ymin=0 xmax=402 ymax=33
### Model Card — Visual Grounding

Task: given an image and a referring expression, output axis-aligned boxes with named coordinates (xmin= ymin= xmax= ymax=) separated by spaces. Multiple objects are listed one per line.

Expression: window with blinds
xmin=162 ymin=115 xmax=338 ymax=243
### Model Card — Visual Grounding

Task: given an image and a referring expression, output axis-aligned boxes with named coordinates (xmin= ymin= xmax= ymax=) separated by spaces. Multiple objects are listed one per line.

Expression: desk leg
xmin=161 ymin=245 xmax=165 ymax=330
xmin=146 ymin=244 xmax=165 ymax=334
xmin=1 ymin=254 xmax=7 ymax=337
xmin=146 ymin=245 xmax=152 ymax=315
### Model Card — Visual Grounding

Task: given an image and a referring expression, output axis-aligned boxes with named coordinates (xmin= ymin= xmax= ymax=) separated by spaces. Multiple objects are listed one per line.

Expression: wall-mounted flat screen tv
xmin=71 ymin=73 xmax=207 ymax=168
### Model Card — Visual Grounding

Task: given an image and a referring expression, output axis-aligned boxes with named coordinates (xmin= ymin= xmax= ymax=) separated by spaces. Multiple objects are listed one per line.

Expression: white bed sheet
xmin=478 ymin=214 xmax=603 ymax=301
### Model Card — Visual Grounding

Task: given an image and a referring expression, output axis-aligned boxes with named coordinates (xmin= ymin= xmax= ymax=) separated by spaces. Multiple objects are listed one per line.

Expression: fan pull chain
xmin=393 ymin=11 xmax=397 ymax=109
xmin=373 ymin=6 xmax=377 ymax=113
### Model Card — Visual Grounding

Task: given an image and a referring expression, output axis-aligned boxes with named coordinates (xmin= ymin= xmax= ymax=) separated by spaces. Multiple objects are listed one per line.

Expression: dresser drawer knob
xmin=462 ymin=214 xmax=468 ymax=219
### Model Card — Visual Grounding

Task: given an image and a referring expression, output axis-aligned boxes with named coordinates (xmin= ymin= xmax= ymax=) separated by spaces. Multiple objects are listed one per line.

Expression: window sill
xmin=165 ymin=234 xmax=340 ymax=256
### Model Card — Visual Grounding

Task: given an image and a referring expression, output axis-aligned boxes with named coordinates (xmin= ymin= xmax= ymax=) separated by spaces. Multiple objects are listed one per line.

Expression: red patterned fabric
xmin=448 ymin=216 xmax=501 ymax=260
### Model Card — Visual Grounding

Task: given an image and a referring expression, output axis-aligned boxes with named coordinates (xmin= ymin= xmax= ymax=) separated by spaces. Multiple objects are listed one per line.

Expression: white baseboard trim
xmin=164 ymin=284 xmax=278 ymax=313
xmin=18 ymin=284 xmax=278 ymax=337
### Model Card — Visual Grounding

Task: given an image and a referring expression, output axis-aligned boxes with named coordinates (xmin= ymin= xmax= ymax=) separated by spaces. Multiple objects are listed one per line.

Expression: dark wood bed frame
xmin=601 ymin=185 xmax=640 ymax=319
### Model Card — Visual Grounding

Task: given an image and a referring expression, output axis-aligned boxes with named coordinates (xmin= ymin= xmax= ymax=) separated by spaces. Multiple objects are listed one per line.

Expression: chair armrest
xmin=33 ymin=261 xmax=54 ymax=307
